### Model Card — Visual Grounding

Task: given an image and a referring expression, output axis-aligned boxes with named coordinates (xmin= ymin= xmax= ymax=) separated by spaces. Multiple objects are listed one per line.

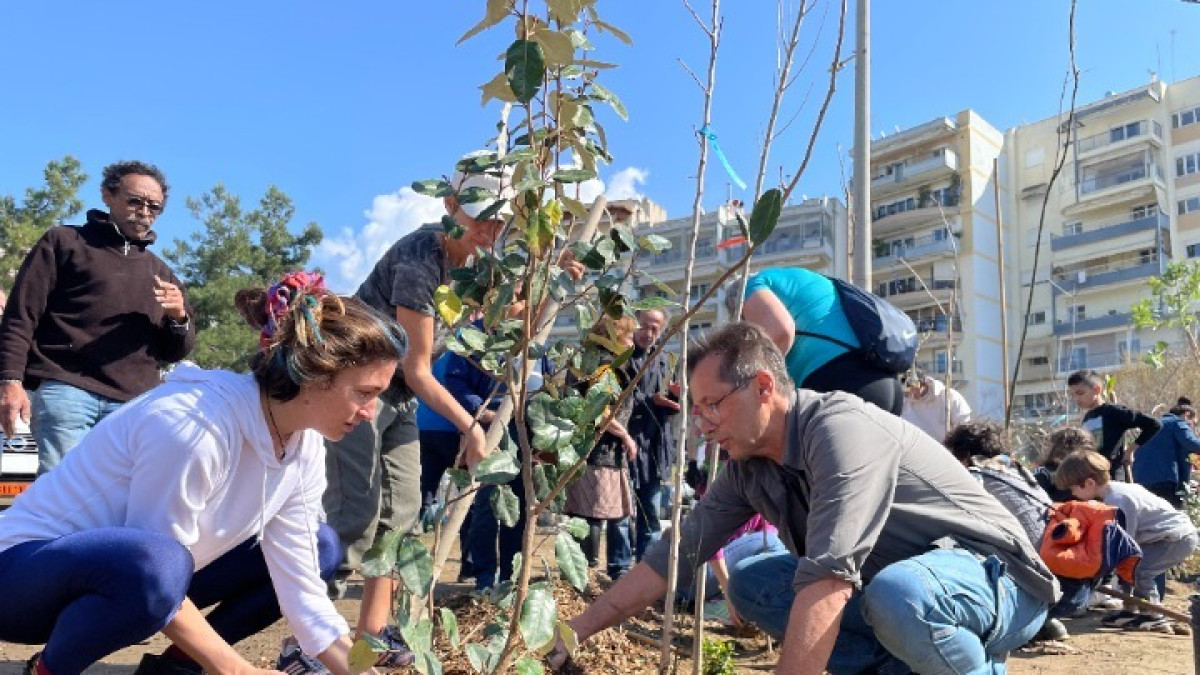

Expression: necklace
xmin=264 ymin=394 xmax=287 ymax=460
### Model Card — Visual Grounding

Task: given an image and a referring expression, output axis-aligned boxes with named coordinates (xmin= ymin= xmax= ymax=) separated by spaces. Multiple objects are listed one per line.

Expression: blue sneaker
xmin=373 ymin=625 xmax=416 ymax=668
xmin=276 ymin=637 xmax=331 ymax=675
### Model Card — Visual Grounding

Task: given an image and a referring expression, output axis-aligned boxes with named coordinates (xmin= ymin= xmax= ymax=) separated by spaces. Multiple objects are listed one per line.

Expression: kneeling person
xmin=552 ymin=323 xmax=1059 ymax=675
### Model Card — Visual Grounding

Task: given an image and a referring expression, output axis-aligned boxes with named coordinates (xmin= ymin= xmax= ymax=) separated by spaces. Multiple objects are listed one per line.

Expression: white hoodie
xmin=901 ymin=377 xmax=972 ymax=442
xmin=0 ymin=364 xmax=349 ymax=656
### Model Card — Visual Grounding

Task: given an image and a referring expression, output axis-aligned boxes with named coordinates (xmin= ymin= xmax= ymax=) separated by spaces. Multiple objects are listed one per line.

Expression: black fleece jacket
xmin=0 ymin=210 xmax=195 ymax=401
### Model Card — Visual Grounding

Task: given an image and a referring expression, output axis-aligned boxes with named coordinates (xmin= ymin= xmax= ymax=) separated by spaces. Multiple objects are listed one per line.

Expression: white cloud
xmin=314 ymin=187 xmax=443 ymax=293
xmin=571 ymin=166 xmax=649 ymax=205
xmin=605 ymin=167 xmax=648 ymax=200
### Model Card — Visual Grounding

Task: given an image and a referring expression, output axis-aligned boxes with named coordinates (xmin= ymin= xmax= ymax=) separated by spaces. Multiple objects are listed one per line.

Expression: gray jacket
xmin=644 ymin=389 xmax=1060 ymax=604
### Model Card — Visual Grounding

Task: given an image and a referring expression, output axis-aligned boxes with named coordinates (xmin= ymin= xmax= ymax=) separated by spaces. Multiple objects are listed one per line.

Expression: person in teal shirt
xmin=729 ymin=267 xmax=903 ymax=414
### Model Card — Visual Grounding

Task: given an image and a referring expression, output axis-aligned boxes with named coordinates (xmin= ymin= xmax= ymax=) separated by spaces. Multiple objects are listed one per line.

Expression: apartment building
xmin=635 ymin=197 xmax=849 ymax=351
xmin=867 ymin=110 xmax=1008 ymax=418
xmin=1005 ymin=75 xmax=1200 ymax=422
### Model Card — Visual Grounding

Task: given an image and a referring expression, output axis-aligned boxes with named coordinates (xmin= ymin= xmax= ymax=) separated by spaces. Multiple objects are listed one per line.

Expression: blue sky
xmin=1 ymin=1 xmax=1196 ymax=292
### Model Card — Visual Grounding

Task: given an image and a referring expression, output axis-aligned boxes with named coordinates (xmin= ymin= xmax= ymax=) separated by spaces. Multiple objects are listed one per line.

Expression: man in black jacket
xmin=0 ymin=160 xmax=195 ymax=473
xmin=625 ymin=308 xmax=681 ymax=560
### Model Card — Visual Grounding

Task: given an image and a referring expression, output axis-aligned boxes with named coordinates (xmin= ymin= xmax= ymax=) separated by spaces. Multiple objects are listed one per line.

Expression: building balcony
xmin=1061 ymin=161 xmax=1165 ymax=216
xmin=882 ymin=279 xmax=957 ymax=310
xmin=874 ymin=237 xmax=956 ymax=269
xmin=871 ymin=204 xmax=960 ymax=237
xmin=1056 ymin=348 xmax=1134 ymax=375
xmin=1051 ymin=259 xmax=1160 ymax=294
xmin=871 ymin=150 xmax=958 ymax=197
xmin=1052 ymin=311 xmax=1132 ymax=336
xmin=1075 ymin=119 xmax=1163 ymax=158
xmin=1050 ymin=211 xmax=1168 ymax=252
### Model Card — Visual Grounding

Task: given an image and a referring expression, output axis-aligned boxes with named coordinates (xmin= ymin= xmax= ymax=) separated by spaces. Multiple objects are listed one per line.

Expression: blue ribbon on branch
xmin=699 ymin=125 xmax=746 ymax=191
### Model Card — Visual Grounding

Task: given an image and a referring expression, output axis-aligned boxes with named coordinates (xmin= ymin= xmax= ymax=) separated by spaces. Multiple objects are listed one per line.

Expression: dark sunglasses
xmin=125 ymin=195 xmax=164 ymax=214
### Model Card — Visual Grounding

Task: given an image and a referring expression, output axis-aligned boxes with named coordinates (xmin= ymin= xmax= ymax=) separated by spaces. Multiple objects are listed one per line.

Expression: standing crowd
xmin=0 ymin=157 xmax=1196 ymax=675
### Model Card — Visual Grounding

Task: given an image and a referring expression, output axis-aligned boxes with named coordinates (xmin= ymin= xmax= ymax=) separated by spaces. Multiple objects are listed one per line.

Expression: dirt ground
xmin=1 ymin=563 xmax=1195 ymax=675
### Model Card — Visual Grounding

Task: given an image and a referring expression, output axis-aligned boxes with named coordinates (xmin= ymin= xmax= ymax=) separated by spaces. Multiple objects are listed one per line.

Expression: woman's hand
xmin=462 ymin=423 xmax=489 ymax=469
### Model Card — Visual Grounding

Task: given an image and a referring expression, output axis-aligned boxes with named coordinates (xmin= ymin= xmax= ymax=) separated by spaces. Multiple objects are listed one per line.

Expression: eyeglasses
xmin=691 ymin=379 xmax=751 ymax=427
xmin=125 ymin=194 xmax=164 ymax=214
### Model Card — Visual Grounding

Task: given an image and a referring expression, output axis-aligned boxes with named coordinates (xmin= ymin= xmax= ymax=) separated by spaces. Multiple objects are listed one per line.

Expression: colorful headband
xmin=260 ymin=271 xmax=328 ymax=350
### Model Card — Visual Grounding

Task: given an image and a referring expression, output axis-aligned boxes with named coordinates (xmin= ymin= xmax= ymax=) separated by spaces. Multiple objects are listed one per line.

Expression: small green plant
xmin=700 ymin=638 xmax=737 ymax=675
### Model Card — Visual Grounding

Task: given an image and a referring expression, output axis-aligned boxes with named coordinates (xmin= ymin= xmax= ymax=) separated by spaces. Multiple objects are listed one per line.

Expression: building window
xmin=1180 ymin=196 xmax=1200 ymax=216
xmin=1130 ymin=203 xmax=1158 ymax=220
xmin=1109 ymin=122 xmax=1142 ymax=143
xmin=1187 ymin=243 xmax=1200 ymax=259
xmin=1068 ymin=304 xmax=1086 ymax=321
xmin=1178 ymin=152 xmax=1200 ymax=178
xmin=1027 ymin=356 xmax=1050 ymax=366
xmin=1062 ymin=221 xmax=1083 ymax=236
xmin=1173 ymin=106 xmax=1200 ymax=129
xmin=1028 ymin=311 xmax=1046 ymax=326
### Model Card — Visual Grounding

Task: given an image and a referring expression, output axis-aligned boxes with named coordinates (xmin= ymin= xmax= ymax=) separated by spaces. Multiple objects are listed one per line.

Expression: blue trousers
xmin=0 ymin=524 xmax=341 ymax=675
xmin=726 ymin=548 xmax=1048 ymax=675
xmin=468 ymin=482 xmax=526 ymax=591
xmin=31 ymin=380 xmax=123 ymax=474
xmin=632 ymin=481 xmax=662 ymax=561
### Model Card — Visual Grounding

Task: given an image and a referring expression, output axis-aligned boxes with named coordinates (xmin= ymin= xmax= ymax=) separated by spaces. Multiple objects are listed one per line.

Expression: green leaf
xmin=575 ymin=59 xmax=618 ymax=69
xmin=458 ymin=0 xmax=510 ymax=44
xmin=447 ymin=467 xmax=472 ymax=490
xmin=401 ymin=617 xmax=434 ymax=655
xmin=533 ymin=463 xmax=553 ymax=500
xmin=589 ymin=80 xmax=628 ymax=121
xmin=510 ymin=551 xmax=524 ymax=584
xmin=395 ymin=537 xmax=434 ymax=598
xmin=533 ymin=29 xmax=575 ymax=66
xmin=593 ymin=19 xmax=633 ymax=45
xmin=515 ymin=656 xmax=545 ymax=675
xmin=547 ymin=0 xmax=584 ymax=24
xmin=749 ymin=188 xmax=783 ymax=245
xmin=519 ymin=585 xmax=558 ymax=652
xmin=442 ymin=214 xmax=464 ymax=239
xmin=490 ymin=484 xmax=521 ymax=527
xmin=415 ymin=653 xmax=444 ymax=675
xmin=480 ymin=71 xmax=519 ymax=105
xmin=460 ymin=325 xmax=488 ymax=352
xmin=528 ymin=393 xmax=576 ymax=452
xmin=555 ymin=531 xmax=589 ymax=591
xmin=348 ymin=637 xmax=380 ymax=674
xmin=525 ymin=208 xmax=555 ymax=257
xmin=465 ymin=643 xmax=490 ymax=673
xmin=580 ymin=237 xmax=616 ymax=270
xmin=360 ymin=529 xmax=403 ymax=578
xmin=411 ymin=179 xmax=453 ymax=197
xmin=610 ymin=223 xmax=635 ymax=253
xmin=475 ymin=450 xmax=521 ymax=484
xmin=440 ymin=607 xmax=461 ymax=650
xmin=561 ymin=195 xmax=588 ymax=219
xmin=631 ymin=296 xmax=677 ymax=311
xmin=551 ymin=168 xmax=598 ymax=184
xmin=434 ymin=285 xmax=464 ymax=326
xmin=506 ymin=39 xmax=545 ymax=104
xmin=637 ymin=234 xmax=671 ymax=253
xmin=563 ymin=516 xmax=590 ymax=540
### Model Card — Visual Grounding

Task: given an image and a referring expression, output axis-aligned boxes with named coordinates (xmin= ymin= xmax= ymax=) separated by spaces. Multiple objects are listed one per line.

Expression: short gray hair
xmin=688 ymin=322 xmax=792 ymax=389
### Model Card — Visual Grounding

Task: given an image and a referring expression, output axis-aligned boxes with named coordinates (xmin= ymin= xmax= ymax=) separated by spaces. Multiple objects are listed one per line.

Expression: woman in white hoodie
xmin=0 ymin=273 xmax=400 ymax=675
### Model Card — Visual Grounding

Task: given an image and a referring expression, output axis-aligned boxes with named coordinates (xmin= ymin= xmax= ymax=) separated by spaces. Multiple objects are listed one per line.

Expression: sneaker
xmin=132 ymin=654 xmax=205 ymax=675
xmin=1100 ymin=610 xmax=1141 ymax=628
xmin=276 ymin=637 xmax=331 ymax=675
xmin=1089 ymin=594 xmax=1124 ymax=611
xmin=1032 ymin=617 xmax=1070 ymax=641
xmin=373 ymin=625 xmax=416 ymax=668
xmin=1126 ymin=614 xmax=1173 ymax=633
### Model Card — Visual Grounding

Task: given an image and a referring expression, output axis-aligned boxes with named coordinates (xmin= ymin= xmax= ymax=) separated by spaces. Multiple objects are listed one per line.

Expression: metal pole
xmin=851 ymin=0 xmax=871 ymax=289
xmin=994 ymin=157 xmax=1011 ymax=421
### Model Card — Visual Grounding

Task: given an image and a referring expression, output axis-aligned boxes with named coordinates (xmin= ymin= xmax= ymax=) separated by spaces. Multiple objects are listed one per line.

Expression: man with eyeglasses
xmin=0 ymin=160 xmax=195 ymax=473
xmin=549 ymin=322 xmax=1058 ymax=675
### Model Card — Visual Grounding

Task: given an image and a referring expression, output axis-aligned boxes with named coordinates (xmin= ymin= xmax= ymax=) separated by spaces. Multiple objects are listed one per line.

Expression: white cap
xmin=450 ymin=150 xmax=515 ymax=220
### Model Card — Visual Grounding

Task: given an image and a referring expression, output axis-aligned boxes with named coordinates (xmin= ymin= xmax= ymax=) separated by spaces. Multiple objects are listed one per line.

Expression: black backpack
xmin=795 ymin=276 xmax=918 ymax=374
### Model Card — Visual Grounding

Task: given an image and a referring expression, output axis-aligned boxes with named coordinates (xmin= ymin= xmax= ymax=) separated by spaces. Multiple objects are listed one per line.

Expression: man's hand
xmin=558 ymin=250 xmax=586 ymax=282
xmin=462 ymin=423 xmax=489 ymax=469
xmin=0 ymin=381 xmax=30 ymax=438
xmin=154 ymin=275 xmax=188 ymax=322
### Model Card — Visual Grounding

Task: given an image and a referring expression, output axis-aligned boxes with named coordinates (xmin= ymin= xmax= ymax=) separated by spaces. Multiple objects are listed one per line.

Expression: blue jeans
xmin=632 ymin=481 xmax=663 ymax=560
xmin=0 ymin=524 xmax=341 ymax=675
xmin=580 ymin=517 xmax=633 ymax=579
xmin=31 ymin=380 xmax=123 ymax=474
xmin=727 ymin=548 xmax=1048 ymax=675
